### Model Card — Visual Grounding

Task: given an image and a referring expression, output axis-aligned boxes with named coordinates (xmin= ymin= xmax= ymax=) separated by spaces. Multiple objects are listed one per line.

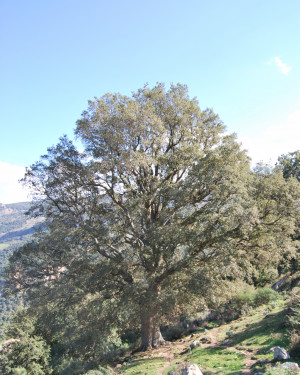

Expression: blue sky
xmin=1 ymin=0 xmax=300 ymax=203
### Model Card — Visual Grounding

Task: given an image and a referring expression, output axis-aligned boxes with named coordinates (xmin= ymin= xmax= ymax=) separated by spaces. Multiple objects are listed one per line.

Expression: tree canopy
xmin=5 ymin=84 xmax=300 ymax=357
xmin=277 ymin=150 xmax=300 ymax=181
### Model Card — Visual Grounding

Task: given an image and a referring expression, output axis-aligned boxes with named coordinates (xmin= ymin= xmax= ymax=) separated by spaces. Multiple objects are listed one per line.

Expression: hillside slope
xmin=0 ymin=201 xmax=42 ymax=337
xmin=120 ymin=301 xmax=299 ymax=375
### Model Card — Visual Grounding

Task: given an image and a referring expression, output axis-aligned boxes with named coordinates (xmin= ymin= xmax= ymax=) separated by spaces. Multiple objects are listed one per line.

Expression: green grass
xmin=187 ymin=346 xmax=245 ymax=374
xmin=121 ymin=301 xmax=299 ymax=375
xmin=122 ymin=357 xmax=166 ymax=374
xmin=227 ymin=305 xmax=290 ymax=351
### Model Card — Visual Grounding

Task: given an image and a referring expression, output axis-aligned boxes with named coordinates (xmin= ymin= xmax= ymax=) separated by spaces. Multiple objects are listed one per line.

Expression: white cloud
xmin=239 ymin=109 xmax=300 ymax=165
xmin=274 ymin=57 xmax=291 ymax=75
xmin=0 ymin=161 xmax=31 ymax=204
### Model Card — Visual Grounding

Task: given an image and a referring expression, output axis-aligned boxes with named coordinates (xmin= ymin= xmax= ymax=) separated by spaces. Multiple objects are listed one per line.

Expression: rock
xmin=3 ymin=339 xmax=20 ymax=346
xmin=272 ymin=276 xmax=287 ymax=290
xmin=226 ymin=330 xmax=234 ymax=337
xmin=222 ymin=339 xmax=232 ymax=345
xmin=190 ymin=340 xmax=201 ymax=350
xmin=277 ymin=362 xmax=300 ymax=372
xmin=273 ymin=346 xmax=290 ymax=360
xmin=181 ymin=364 xmax=203 ymax=375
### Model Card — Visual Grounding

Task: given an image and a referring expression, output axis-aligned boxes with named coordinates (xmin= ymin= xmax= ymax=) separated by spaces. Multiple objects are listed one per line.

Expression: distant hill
xmin=0 ymin=201 xmax=43 ymax=337
xmin=0 ymin=201 xmax=44 ymax=271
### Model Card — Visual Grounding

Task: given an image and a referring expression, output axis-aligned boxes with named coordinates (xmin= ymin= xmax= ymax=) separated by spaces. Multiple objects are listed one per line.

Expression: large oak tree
xmin=7 ymin=84 xmax=300 ymax=351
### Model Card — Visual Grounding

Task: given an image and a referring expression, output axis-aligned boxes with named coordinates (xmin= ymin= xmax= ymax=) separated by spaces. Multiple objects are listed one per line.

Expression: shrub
xmin=11 ymin=368 xmax=28 ymax=375
xmin=231 ymin=288 xmax=256 ymax=312
xmin=231 ymin=287 xmax=279 ymax=313
xmin=265 ymin=368 xmax=295 ymax=374
xmin=288 ymin=291 xmax=300 ymax=332
xmin=162 ymin=325 xmax=187 ymax=341
xmin=289 ymin=331 xmax=300 ymax=358
xmin=83 ymin=366 xmax=115 ymax=375
xmin=121 ymin=330 xmax=139 ymax=345
xmin=55 ymin=359 xmax=87 ymax=375
xmin=0 ymin=334 xmax=52 ymax=375
xmin=254 ymin=288 xmax=279 ymax=306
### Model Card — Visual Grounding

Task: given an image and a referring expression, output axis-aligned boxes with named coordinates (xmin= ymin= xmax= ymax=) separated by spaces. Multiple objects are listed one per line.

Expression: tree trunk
xmin=140 ymin=309 xmax=165 ymax=350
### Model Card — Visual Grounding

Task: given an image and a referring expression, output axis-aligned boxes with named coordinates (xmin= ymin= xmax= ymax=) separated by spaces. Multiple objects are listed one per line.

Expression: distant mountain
xmin=0 ymin=202 xmax=35 ymax=237
xmin=0 ymin=201 xmax=44 ymax=269
xmin=0 ymin=202 xmax=43 ymax=338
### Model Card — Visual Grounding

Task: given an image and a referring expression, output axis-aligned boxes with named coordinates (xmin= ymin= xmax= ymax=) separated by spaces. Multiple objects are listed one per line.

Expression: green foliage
xmin=5 ymin=84 xmax=300 ymax=361
xmin=0 ymin=202 xmax=41 ymax=339
xmin=287 ymin=292 xmax=300 ymax=360
xmin=289 ymin=331 xmax=300 ymax=358
xmin=54 ymin=359 xmax=87 ymax=375
xmin=277 ymin=150 xmax=300 ymax=182
xmin=231 ymin=287 xmax=279 ymax=313
xmin=276 ymin=151 xmax=300 ymax=273
xmin=11 ymin=368 xmax=28 ymax=375
xmin=162 ymin=324 xmax=188 ymax=341
xmin=265 ymin=368 xmax=296 ymax=375
xmin=0 ymin=311 xmax=52 ymax=375
xmin=231 ymin=288 xmax=256 ymax=311
xmin=0 ymin=334 xmax=52 ymax=375
xmin=121 ymin=330 xmax=140 ymax=345
xmin=254 ymin=288 xmax=279 ymax=306
xmin=288 ymin=290 xmax=300 ymax=332
xmin=83 ymin=366 xmax=115 ymax=375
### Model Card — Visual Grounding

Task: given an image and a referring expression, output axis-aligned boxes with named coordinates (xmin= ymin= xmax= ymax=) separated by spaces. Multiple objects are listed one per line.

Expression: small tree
xmin=6 ymin=84 xmax=300 ymax=351
xmin=277 ymin=150 xmax=300 ymax=181
xmin=276 ymin=151 xmax=300 ymax=272
xmin=0 ymin=313 xmax=52 ymax=374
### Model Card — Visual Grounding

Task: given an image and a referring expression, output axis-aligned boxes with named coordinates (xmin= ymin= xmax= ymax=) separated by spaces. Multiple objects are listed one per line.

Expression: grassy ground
xmin=121 ymin=301 xmax=299 ymax=375
xmin=121 ymin=358 xmax=166 ymax=375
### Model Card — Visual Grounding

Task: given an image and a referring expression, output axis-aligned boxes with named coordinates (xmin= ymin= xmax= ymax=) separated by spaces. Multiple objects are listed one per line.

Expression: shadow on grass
xmin=229 ymin=309 xmax=290 ymax=351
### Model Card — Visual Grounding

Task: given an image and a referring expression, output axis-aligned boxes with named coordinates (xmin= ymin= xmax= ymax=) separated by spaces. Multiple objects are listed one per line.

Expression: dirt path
xmin=155 ymin=344 xmax=175 ymax=375
xmin=153 ymin=325 xmax=258 ymax=375
xmin=130 ymin=322 xmax=258 ymax=374
xmin=225 ymin=346 xmax=256 ymax=375
xmin=201 ymin=325 xmax=257 ymax=375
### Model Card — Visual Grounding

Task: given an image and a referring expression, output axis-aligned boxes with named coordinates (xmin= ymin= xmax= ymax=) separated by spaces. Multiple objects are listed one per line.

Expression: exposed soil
xmin=144 ymin=323 xmax=259 ymax=374
xmin=201 ymin=325 xmax=257 ymax=375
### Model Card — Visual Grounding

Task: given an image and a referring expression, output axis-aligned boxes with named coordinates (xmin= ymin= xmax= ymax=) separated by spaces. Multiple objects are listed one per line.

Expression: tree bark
xmin=140 ymin=309 xmax=165 ymax=350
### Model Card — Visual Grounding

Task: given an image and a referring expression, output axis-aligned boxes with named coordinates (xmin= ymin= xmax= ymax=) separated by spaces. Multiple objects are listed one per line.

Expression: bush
xmin=265 ymin=368 xmax=295 ymax=374
xmin=0 ymin=334 xmax=52 ymax=375
xmin=0 ymin=312 xmax=52 ymax=375
xmin=121 ymin=330 xmax=139 ymax=345
xmin=231 ymin=287 xmax=279 ymax=313
xmin=83 ymin=366 xmax=115 ymax=375
xmin=162 ymin=325 xmax=187 ymax=341
xmin=231 ymin=288 xmax=256 ymax=312
xmin=11 ymin=368 xmax=28 ymax=375
xmin=288 ymin=291 xmax=300 ymax=332
xmin=55 ymin=359 xmax=87 ymax=375
xmin=289 ymin=331 xmax=300 ymax=358
xmin=254 ymin=288 xmax=279 ymax=306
